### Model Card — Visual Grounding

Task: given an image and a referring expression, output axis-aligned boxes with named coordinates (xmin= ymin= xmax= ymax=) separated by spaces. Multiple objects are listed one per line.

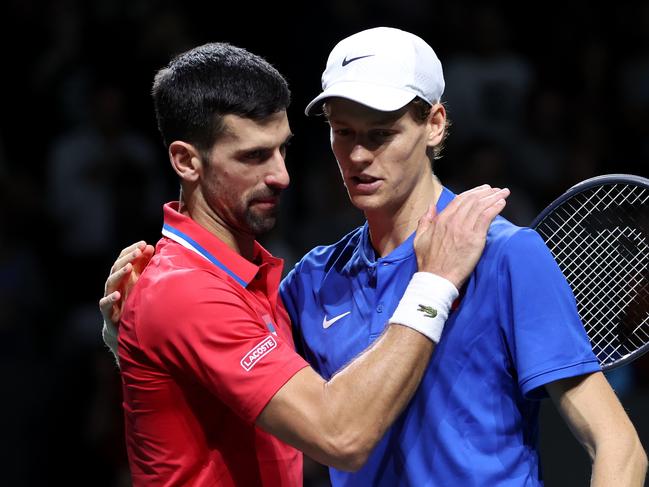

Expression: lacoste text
xmin=241 ymin=336 xmax=277 ymax=371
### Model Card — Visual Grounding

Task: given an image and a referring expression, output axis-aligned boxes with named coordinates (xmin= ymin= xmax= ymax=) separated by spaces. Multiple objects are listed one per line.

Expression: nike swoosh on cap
xmin=322 ymin=311 xmax=351 ymax=329
xmin=342 ymin=54 xmax=374 ymax=66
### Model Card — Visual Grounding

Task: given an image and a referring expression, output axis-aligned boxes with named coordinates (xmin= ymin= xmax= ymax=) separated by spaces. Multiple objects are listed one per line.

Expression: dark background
xmin=2 ymin=1 xmax=648 ymax=485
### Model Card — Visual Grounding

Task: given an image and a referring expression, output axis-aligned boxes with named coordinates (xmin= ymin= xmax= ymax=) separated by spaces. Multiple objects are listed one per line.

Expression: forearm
xmin=260 ymin=323 xmax=434 ymax=471
xmin=320 ymin=323 xmax=434 ymax=467
xmin=260 ymin=274 xmax=455 ymax=470
xmin=548 ymin=373 xmax=648 ymax=487
xmin=309 ymin=273 xmax=455 ymax=468
xmin=590 ymin=437 xmax=648 ymax=487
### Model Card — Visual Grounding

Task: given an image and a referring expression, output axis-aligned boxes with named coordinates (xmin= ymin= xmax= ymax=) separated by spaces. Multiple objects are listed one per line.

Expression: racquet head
xmin=531 ymin=174 xmax=649 ymax=371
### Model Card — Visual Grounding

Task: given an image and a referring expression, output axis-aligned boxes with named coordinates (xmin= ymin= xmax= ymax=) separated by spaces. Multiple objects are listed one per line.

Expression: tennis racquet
xmin=531 ymin=174 xmax=649 ymax=371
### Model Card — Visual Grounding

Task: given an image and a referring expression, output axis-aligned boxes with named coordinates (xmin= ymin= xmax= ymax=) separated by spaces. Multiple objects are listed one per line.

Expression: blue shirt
xmin=280 ymin=187 xmax=601 ymax=486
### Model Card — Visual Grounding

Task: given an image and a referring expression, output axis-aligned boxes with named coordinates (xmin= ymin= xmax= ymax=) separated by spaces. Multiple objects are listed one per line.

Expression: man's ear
xmin=426 ymin=103 xmax=447 ymax=147
xmin=169 ymin=141 xmax=203 ymax=182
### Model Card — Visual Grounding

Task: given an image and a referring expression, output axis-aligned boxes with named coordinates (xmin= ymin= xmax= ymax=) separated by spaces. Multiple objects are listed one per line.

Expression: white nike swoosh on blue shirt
xmin=322 ymin=311 xmax=351 ymax=329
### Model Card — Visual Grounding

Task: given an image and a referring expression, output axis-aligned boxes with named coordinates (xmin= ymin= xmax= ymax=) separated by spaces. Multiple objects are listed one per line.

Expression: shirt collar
xmin=357 ymin=186 xmax=457 ymax=265
xmin=161 ymin=201 xmax=281 ymax=288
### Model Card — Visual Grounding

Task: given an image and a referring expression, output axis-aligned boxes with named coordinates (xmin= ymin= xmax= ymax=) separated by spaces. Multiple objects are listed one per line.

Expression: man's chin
xmin=246 ymin=212 xmax=278 ymax=236
xmin=349 ymin=193 xmax=381 ymax=212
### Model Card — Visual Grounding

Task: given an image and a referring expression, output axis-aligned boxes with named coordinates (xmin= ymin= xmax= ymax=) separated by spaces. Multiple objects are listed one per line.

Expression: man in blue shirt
xmin=101 ymin=28 xmax=647 ymax=485
xmin=277 ymin=27 xmax=645 ymax=486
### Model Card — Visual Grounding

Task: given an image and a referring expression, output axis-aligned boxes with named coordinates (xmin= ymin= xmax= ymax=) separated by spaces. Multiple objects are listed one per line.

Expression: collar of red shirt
xmin=160 ymin=201 xmax=282 ymax=288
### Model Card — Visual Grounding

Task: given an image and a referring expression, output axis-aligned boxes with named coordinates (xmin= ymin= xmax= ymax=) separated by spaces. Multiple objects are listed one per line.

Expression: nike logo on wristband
xmin=323 ymin=311 xmax=351 ymax=329
xmin=342 ymin=54 xmax=374 ymax=66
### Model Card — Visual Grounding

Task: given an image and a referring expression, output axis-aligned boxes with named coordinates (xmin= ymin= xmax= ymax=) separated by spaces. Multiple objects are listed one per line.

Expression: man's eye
xmin=372 ymin=130 xmax=393 ymax=139
xmin=280 ymin=139 xmax=292 ymax=155
xmin=244 ymin=150 xmax=265 ymax=160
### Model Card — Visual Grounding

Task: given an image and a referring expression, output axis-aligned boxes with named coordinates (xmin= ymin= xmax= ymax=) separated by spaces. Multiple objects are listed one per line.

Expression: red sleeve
xmin=136 ymin=267 xmax=309 ymax=423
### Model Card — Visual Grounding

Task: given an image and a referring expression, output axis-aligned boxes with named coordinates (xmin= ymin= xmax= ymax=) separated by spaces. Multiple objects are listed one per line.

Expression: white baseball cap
xmin=305 ymin=27 xmax=445 ymax=115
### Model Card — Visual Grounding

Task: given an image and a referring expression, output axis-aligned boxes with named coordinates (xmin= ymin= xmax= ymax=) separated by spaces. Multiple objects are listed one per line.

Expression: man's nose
xmin=265 ymin=150 xmax=290 ymax=189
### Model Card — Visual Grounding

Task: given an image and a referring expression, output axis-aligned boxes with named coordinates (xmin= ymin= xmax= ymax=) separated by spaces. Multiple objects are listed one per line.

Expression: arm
xmin=102 ymin=186 xmax=508 ymax=469
xmin=99 ymin=240 xmax=155 ymax=363
xmin=547 ymin=372 xmax=648 ymax=486
xmin=258 ymin=324 xmax=433 ymax=471
xmin=258 ymin=186 xmax=509 ymax=471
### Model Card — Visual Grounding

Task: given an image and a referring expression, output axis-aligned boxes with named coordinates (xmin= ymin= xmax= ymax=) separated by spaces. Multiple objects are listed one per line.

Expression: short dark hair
xmin=152 ymin=42 xmax=291 ymax=152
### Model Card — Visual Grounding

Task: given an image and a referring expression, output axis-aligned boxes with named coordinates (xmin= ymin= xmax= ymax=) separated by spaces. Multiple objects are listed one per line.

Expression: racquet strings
xmin=534 ymin=183 xmax=649 ymax=369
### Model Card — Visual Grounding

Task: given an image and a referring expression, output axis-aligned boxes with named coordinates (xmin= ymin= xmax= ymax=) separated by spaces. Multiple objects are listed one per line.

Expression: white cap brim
xmin=304 ymin=81 xmax=418 ymax=116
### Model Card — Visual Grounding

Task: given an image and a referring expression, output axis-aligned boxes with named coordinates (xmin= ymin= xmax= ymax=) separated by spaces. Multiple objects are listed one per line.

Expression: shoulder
xmin=126 ymin=249 xmax=249 ymax=332
xmin=486 ymin=216 xmax=548 ymax=259
xmin=288 ymin=225 xmax=364 ymax=276
xmin=470 ymin=217 xmax=556 ymax=283
xmin=149 ymin=247 xmax=237 ymax=293
xmin=280 ymin=225 xmax=364 ymax=301
xmin=481 ymin=217 xmax=570 ymax=299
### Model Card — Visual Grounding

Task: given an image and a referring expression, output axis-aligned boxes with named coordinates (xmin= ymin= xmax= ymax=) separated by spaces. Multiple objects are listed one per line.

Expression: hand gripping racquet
xmin=531 ymin=174 xmax=649 ymax=371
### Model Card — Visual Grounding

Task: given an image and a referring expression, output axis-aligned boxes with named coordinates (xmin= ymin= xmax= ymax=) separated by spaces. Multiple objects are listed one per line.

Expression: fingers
xmin=104 ymin=262 xmax=133 ymax=294
xmin=119 ymin=240 xmax=148 ymax=258
xmin=423 ymin=202 xmax=436 ymax=221
xmin=473 ymin=188 xmax=510 ymax=234
xmin=413 ymin=184 xmax=511 ymax=289
xmin=447 ymin=186 xmax=493 ymax=226
xmin=104 ymin=245 xmax=153 ymax=298
xmin=415 ymin=203 xmax=436 ymax=237
xmin=100 ymin=241 xmax=152 ymax=334
xmin=110 ymin=241 xmax=148 ymax=274
xmin=110 ymin=246 xmax=143 ymax=276
xmin=99 ymin=291 xmax=121 ymax=323
xmin=444 ymin=186 xmax=509 ymax=234
xmin=441 ymin=184 xmax=493 ymax=219
xmin=457 ymin=184 xmax=493 ymax=198
xmin=133 ymin=244 xmax=155 ymax=274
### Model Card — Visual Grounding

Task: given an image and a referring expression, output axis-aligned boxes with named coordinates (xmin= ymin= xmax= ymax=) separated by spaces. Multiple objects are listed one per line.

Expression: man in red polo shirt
xmin=101 ymin=42 xmax=509 ymax=486
xmin=118 ymin=200 xmax=309 ymax=486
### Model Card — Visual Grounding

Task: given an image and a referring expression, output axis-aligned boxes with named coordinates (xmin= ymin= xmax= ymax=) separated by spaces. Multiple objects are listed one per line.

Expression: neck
xmin=366 ymin=174 xmax=442 ymax=258
xmin=179 ymin=196 xmax=257 ymax=262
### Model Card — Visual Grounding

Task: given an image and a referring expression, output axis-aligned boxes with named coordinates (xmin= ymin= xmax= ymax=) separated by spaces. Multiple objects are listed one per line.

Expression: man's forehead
xmin=220 ymin=112 xmax=291 ymax=144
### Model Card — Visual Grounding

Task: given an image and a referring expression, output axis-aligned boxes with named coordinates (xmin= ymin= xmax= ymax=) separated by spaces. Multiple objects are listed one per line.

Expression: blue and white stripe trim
xmin=162 ymin=223 xmax=249 ymax=287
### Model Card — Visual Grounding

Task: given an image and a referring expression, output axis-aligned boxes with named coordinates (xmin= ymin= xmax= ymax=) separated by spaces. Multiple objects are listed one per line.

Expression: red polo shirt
xmin=119 ymin=202 xmax=309 ymax=486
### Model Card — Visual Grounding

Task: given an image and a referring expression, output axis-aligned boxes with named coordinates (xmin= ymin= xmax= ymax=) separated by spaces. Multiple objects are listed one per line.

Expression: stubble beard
xmin=245 ymin=206 xmax=278 ymax=236
xmin=244 ymin=187 xmax=282 ymax=236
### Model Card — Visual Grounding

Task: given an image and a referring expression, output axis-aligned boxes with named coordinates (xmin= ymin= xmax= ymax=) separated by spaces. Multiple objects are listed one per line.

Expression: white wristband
xmin=389 ymin=272 xmax=459 ymax=343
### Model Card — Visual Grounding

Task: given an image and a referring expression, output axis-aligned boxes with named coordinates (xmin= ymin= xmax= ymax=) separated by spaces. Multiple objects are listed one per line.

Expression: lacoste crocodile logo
xmin=417 ymin=304 xmax=438 ymax=318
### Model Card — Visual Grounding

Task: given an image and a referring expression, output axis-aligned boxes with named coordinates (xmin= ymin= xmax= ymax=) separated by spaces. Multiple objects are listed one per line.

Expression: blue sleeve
xmin=499 ymin=229 xmax=601 ymax=399
xmin=280 ymin=266 xmax=306 ymax=357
